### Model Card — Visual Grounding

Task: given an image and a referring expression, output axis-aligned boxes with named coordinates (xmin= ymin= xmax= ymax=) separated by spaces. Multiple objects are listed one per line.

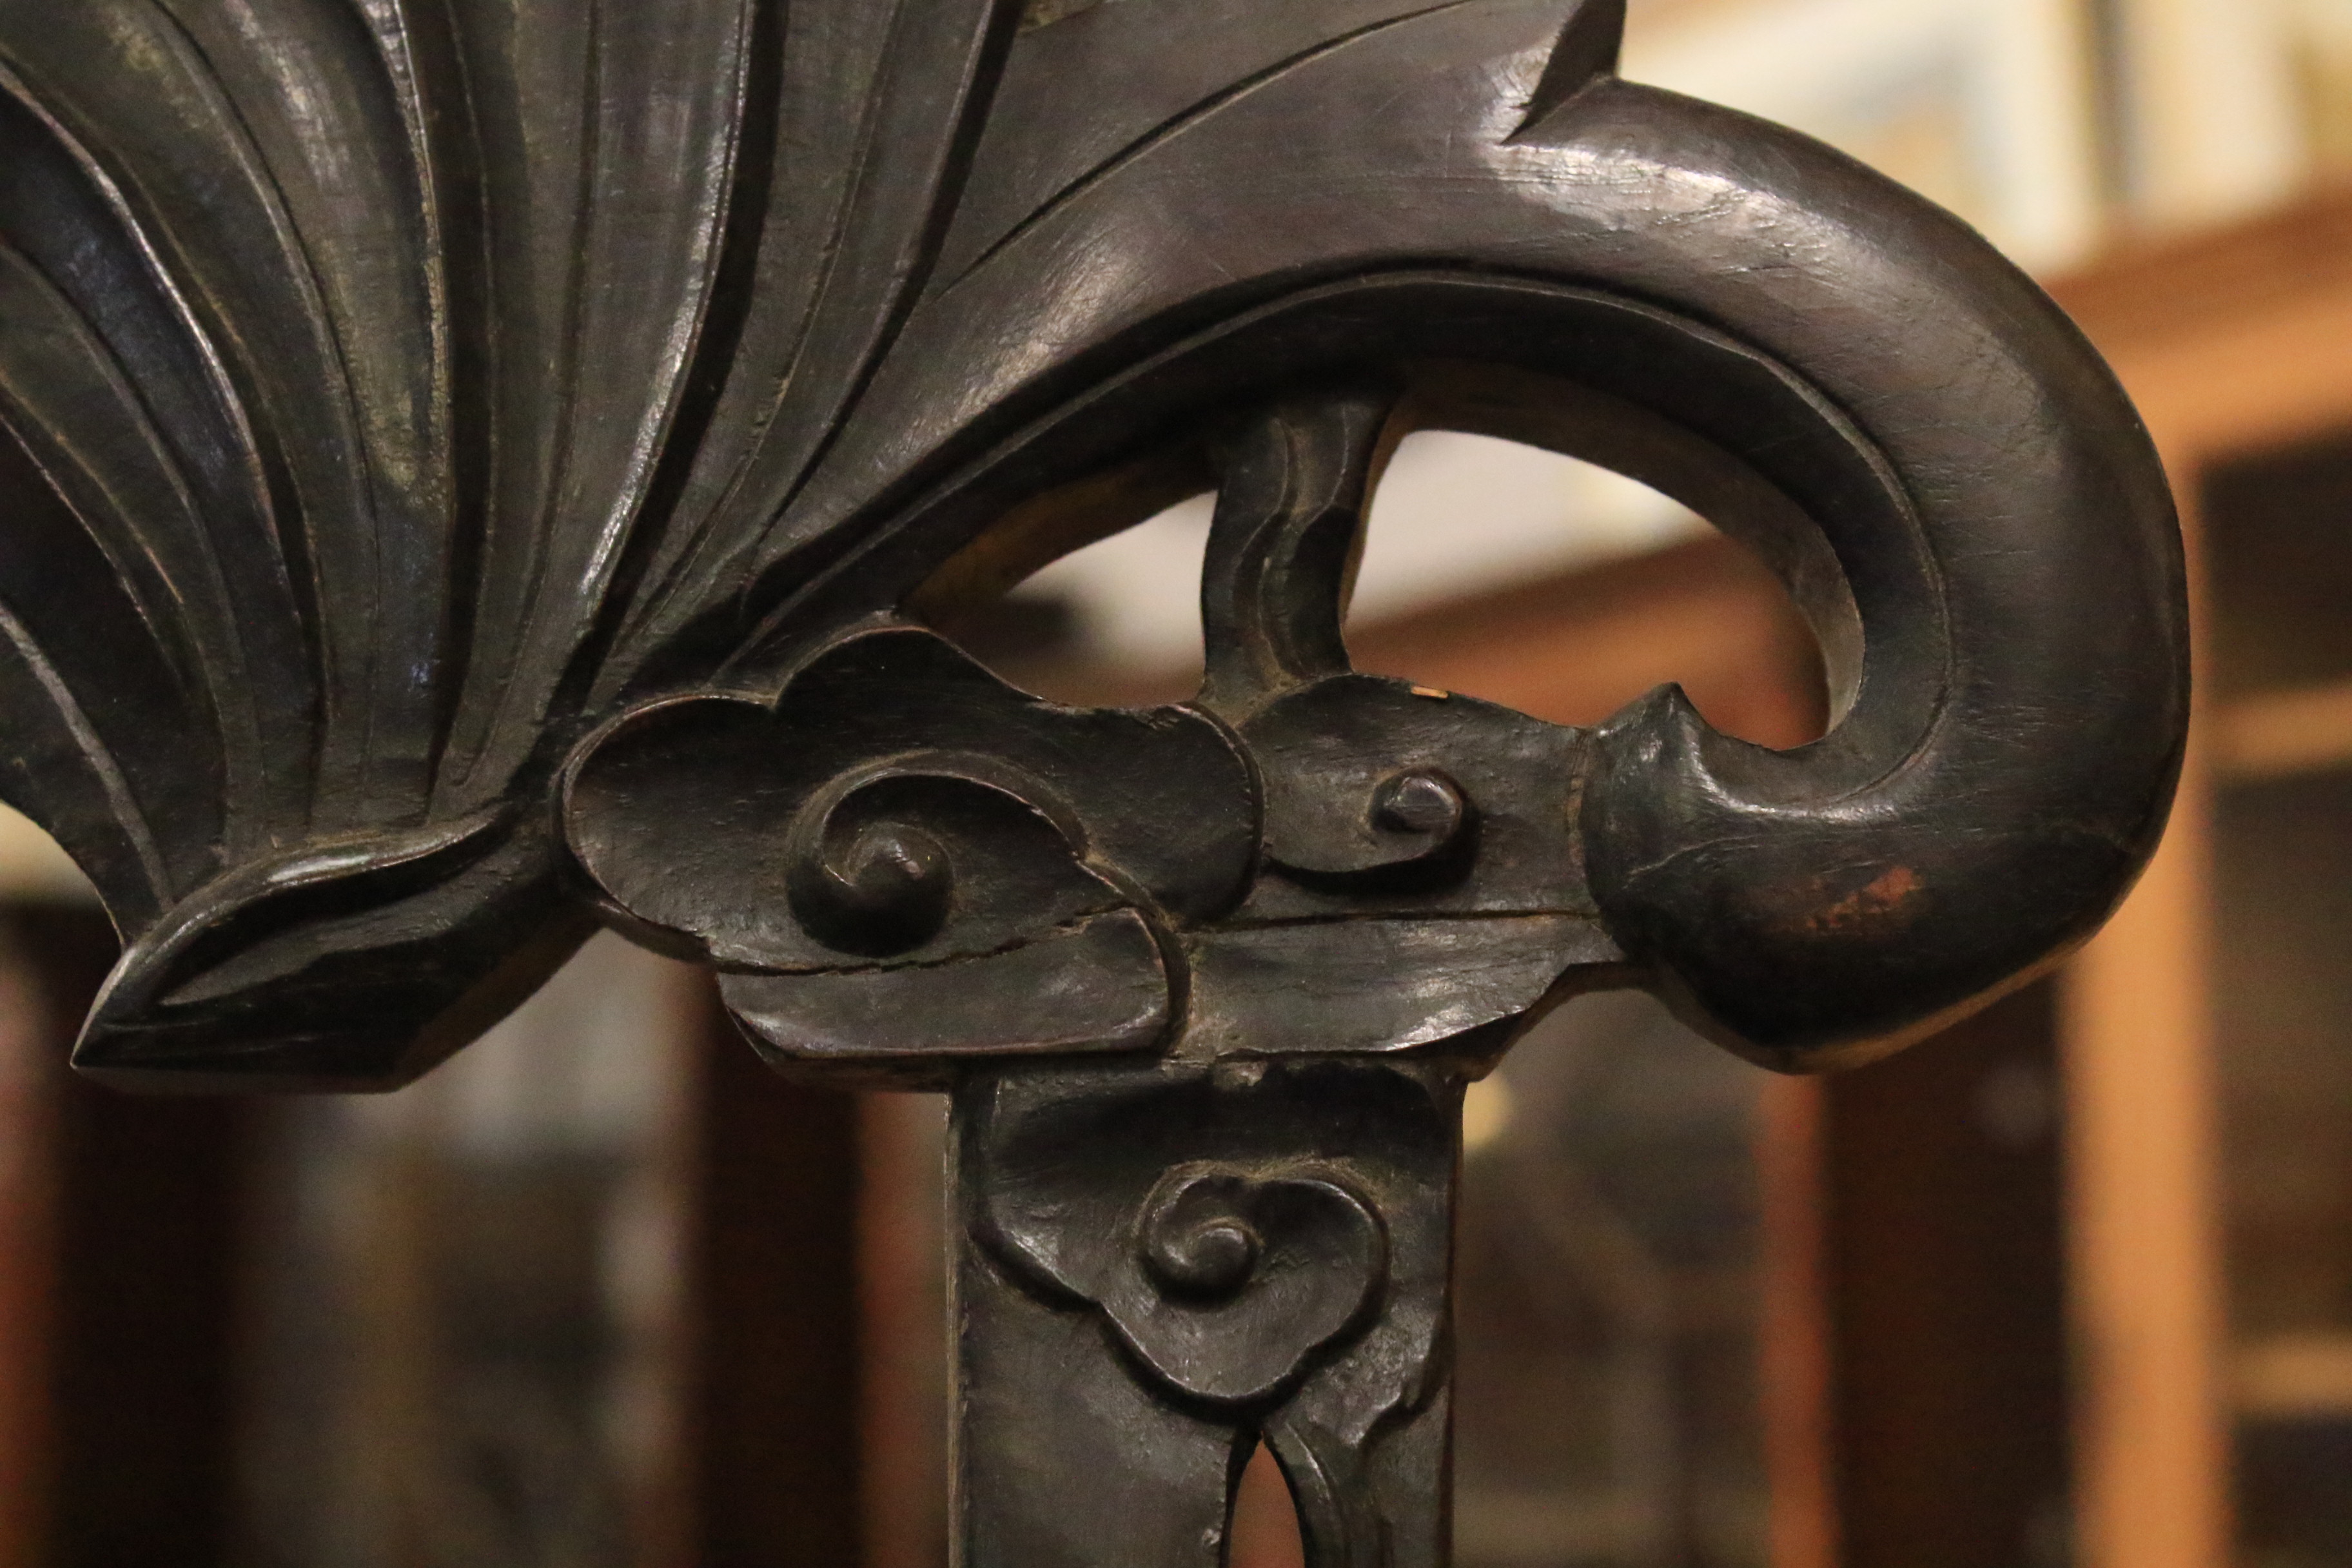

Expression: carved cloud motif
xmin=0 ymin=0 xmax=2186 ymax=1084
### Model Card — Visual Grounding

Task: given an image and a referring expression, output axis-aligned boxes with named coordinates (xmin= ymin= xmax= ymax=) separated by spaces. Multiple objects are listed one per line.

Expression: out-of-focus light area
xmin=6 ymin=3 xmax=2352 ymax=1568
xmin=0 ymin=811 xmax=90 ymax=904
xmin=1017 ymin=441 xmax=1704 ymax=678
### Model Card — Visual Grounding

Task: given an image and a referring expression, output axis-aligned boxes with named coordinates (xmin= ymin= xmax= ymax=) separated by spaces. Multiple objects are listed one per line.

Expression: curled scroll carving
xmin=1104 ymin=1162 xmax=1387 ymax=1405
xmin=0 ymin=0 xmax=2182 ymax=1088
xmin=958 ymin=1057 xmax=1461 ymax=1565
xmin=3 ymin=0 xmax=2189 ymax=1556
xmin=563 ymin=627 xmax=1256 ymax=1081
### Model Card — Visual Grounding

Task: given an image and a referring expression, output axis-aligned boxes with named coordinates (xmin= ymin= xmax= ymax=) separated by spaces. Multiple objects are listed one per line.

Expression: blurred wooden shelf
xmin=2213 ymin=681 xmax=2352 ymax=779
xmin=2057 ymin=182 xmax=2352 ymax=1568
xmin=2235 ymin=1333 xmax=2352 ymax=1419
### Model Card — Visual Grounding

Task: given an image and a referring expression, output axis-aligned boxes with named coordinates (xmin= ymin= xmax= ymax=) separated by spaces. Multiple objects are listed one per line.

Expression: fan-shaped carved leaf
xmin=0 ymin=0 xmax=2185 ymax=1085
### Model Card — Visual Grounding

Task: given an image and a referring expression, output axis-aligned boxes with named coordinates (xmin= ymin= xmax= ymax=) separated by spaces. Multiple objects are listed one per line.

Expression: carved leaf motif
xmin=0 ymin=0 xmax=1092 ymax=1079
xmin=0 ymin=0 xmax=2186 ymax=1081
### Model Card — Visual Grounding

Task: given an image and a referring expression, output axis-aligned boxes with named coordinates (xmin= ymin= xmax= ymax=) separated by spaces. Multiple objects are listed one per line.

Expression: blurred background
xmin=4 ymin=0 xmax=2352 ymax=1563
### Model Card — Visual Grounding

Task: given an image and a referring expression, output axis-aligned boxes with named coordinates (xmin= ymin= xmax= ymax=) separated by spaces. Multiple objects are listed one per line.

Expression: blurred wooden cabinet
xmin=2055 ymin=188 xmax=2352 ymax=1568
xmin=0 ymin=914 xmax=869 ymax=1568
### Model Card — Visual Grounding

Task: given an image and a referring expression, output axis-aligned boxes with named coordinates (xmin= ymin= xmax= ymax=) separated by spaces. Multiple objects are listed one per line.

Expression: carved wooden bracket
xmin=0 ymin=0 xmax=2187 ymax=1560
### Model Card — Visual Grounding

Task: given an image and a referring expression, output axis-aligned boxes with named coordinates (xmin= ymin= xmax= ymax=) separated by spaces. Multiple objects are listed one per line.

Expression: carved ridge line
xmin=0 ymin=55 xmax=295 ymax=856
xmin=453 ymin=0 xmax=605 ymax=796
xmin=360 ymin=0 xmax=484 ymax=809
xmin=0 ymin=594 xmax=170 ymax=903
xmin=716 ymin=899 xmax=1598 ymax=977
xmin=716 ymin=906 xmax=1136 ymax=978
xmin=928 ymin=0 xmax=1477 ymax=302
xmin=141 ymin=4 xmax=408 ymax=819
xmin=620 ymin=0 xmax=1014 ymax=681
xmin=565 ymin=0 xmax=778 ymax=730
xmin=1204 ymin=908 xmax=1597 ymax=932
xmin=0 ymin=262 xmax=215 ymax=694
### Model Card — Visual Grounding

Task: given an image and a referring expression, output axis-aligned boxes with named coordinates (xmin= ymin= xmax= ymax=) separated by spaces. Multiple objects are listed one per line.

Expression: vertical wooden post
xmin=1758 ymin=1075 xmax=1838 ymax=1568
xmin=0 ymin=903 xmax=249 ymax=1566
xmin=859 ymin=1093 xmax=951 ymax=1568
xmin=2063 ymin=778 xmax=2231 ymax=1568
xmin=687 ymin=984 xmax=867 ymax=1565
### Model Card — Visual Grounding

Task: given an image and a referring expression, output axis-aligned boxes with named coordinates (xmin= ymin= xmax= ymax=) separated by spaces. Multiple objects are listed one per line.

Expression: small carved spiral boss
xmin=0 ymin=0 xmax=2185 ymax=1561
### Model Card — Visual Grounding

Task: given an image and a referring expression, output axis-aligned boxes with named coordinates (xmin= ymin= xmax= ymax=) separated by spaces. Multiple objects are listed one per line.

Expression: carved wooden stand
xmin=0 ymin=0 xmax=2188 ymax=1562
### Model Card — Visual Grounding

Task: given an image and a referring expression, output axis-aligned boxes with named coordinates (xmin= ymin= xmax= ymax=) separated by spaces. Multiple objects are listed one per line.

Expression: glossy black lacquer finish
xmin=0 ymin=0 xmax=2184 ymax=1560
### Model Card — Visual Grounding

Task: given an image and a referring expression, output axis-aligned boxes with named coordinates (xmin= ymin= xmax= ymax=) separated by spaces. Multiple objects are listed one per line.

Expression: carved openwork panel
xmin=0 ymin=0 xmax=2188 ymax=1560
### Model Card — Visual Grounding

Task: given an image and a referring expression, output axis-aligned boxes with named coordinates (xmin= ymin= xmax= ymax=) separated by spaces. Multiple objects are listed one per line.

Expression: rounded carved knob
xmin=1143 ymin=1212 xmax=1262 ymax=1300
xmin=791 ymin=804 xmax=957 ymax=956
xmin=1371 ymin=768 xmax=1465 ymax=841
xmin=1104 ymin=1164 xmax=1387 ymax=1404
xmin=835 ymin=825 xmax=950 ymax=923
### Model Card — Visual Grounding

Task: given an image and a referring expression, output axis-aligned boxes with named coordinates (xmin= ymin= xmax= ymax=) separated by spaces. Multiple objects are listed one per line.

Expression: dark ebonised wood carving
xmin=0 ymin=0 xmax=2187 ymax=1560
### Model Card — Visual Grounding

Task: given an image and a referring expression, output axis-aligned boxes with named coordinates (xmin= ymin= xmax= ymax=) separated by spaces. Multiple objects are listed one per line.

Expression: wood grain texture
xmin=0 ymin=0 xmax=2186 ymax=1092
xmin=2044 ymin=193 xmax=2352 ymax=1568
xmin=0 ymin=0 xmax=2190 ymax=1558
